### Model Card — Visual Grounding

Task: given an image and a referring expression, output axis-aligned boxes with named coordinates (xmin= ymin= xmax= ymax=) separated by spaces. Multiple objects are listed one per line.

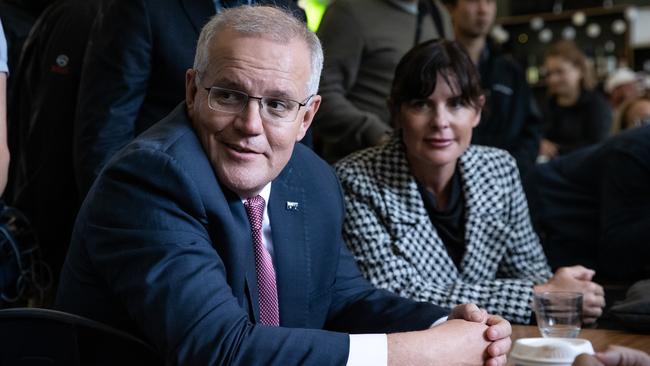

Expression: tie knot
xmin=244 ymin=195 xmax=265 ymax=231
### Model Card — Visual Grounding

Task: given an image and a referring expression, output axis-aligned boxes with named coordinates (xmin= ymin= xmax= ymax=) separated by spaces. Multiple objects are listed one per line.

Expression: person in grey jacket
xmin=313 ymin=0 xmax=452 ymax=162
xmin=335 ymin=39 xmax=605 ymax=325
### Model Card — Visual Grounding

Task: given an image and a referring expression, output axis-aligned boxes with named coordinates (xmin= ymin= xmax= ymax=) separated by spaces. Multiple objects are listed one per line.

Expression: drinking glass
xmin=533 ymin=291 xmax=582 ymax=338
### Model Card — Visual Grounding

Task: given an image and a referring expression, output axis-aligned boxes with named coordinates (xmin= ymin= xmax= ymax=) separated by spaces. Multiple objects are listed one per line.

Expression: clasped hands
xmin=388 ymin=303 xmax=511 ymax=366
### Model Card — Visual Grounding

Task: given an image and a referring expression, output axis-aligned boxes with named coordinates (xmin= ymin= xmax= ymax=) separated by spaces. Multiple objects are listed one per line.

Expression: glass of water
xmin=533 ymin=291 xmax=583 ymax=338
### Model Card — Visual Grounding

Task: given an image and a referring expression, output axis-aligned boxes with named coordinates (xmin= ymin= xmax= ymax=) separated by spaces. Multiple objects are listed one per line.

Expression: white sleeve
xmin=0 ymin=19 xmax=8 ymax=73
xmin=347 ymin=334 xmax=387 ymax=366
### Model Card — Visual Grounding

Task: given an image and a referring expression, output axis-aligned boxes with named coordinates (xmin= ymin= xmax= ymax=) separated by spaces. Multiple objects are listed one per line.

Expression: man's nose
xmin=236 ymin=98 xmax=265 ymax=134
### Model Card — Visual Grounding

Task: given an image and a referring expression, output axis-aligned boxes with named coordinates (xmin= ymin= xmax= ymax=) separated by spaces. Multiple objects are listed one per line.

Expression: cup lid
xmin=510 ymin=337 xmax=594 ymax=364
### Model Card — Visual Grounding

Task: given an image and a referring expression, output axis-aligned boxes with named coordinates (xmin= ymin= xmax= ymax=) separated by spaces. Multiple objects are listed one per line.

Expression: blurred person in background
xmin=446 ymin=0 xmax=542 ymax=177
xmin=540 ymin=40 xmax=612 ymax=159
xmin=313 ymin=0 xmax=453 ymax=163
xmin=611 ymin=96 xmax=650 ymax=134
xmin=604 ymin=67 xmax=641 ymax=112
xmin=6 ymin=0 xmax=105 ymax=293
xmin=526 ymin=125 xmax=650 ymax=283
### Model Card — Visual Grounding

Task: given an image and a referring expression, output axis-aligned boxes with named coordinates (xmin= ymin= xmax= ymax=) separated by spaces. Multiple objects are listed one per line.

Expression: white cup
xmin=510 ymin=337 xmax=594 ymax=366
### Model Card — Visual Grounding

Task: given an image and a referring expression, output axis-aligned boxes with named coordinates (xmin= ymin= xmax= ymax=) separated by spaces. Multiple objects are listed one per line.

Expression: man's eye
xmin=265 ymin=99 xmax=290 ymax=112
xmin=214 ymin=90 xmax=243 ymax=104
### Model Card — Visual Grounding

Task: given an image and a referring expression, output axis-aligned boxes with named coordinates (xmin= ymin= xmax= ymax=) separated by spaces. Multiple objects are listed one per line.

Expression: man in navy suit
xmin=57 ymin=6 xmax=511 ymax=365
xmin=73 ymin=0 xmax=305 ymax=198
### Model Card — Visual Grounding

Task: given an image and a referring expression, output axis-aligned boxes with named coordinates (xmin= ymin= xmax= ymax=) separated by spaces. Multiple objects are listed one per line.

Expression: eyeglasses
xmin=203 ymin=86 xmax=314 ymax=123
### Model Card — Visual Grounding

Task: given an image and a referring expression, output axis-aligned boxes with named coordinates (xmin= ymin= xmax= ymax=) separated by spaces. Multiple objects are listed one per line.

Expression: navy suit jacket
xmin=57 ymin=103 xmax=446 ymax=365
xmin=73 ymin=0 xmax=305 ymax=198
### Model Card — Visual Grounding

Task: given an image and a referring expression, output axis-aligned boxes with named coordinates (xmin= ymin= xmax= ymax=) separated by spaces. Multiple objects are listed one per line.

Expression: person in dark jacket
xmin=526 ymin=125 xmax=650 ymax=282
xmin=7 ymin=0 xmax=105 ymax=287
xmin=446 ymin=0 xmax=542 ymax=177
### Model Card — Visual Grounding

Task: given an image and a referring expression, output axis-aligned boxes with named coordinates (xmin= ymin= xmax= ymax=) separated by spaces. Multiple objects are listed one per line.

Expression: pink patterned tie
xmin=244 ymin=195 xmax=280 ymax=326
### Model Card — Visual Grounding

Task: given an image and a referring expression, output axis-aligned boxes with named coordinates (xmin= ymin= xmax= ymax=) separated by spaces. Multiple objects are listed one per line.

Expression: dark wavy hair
xmin=389 ymin=39 xmax=484 ymax=123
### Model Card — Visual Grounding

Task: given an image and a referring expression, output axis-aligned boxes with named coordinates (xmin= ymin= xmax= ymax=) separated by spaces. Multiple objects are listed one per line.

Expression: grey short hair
xmin=193 ymin=5 xmax=323 ymax=96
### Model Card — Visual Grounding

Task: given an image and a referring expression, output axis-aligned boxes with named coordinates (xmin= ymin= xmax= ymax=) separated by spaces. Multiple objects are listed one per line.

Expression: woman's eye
xmin=408 ymin=100 xmax=430 ymax=110
xmin=448 ymin=97 xmax=463 ymax=109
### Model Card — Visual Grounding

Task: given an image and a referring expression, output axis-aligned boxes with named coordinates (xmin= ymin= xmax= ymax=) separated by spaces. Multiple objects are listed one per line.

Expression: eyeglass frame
xmin=202 ymin=85 xmax=315 ymax=123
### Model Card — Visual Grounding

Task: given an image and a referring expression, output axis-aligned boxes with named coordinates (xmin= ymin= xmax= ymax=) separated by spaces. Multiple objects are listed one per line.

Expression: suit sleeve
xmin=313 ymin=2 xmax=391 ymax=156
xmin=73 ymin=0 xmax=152 ymax=198
xmin=83 ymin=147 xmax=350 ymax=366
xmin=338 ymin=156 xmax=551 ymax=325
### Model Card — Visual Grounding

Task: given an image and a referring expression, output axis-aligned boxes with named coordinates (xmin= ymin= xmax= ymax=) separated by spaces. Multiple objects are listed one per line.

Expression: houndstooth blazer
xmin=335 ymin=137 xmax=553 ymax=324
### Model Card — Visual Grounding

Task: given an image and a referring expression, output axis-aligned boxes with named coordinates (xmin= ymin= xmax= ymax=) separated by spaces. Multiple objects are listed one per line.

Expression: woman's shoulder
xmin=335 ymin=137 xmax=406 ymax=185
xmin=463 ymin=145 xmax=519 ymax=177
xmin=465 ymin=145 xmax=516 ymax=164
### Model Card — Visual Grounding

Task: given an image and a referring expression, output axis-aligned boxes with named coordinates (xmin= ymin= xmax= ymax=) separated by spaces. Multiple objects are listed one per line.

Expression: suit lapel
xmin=268 ymin=160 xmax=309 ymax=328
xmin=180 ymin=0 xmax=216 ymax=33
xmin=171 ymin=105 xmax=260 ymax=322
xmin=223 ymin=191 xmax=261 ymax=323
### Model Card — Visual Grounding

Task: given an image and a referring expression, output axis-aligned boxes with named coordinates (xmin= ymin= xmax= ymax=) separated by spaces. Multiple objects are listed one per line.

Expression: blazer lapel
xmin=268 ymin=161 xmax=309 ymax=328
xmin=457 ymin=147 xmax=505 ymax=277
xmin=180 ymin=0 xmax=216 ymax=33
xmin=378 ymin=138 xmax=462 ymax=274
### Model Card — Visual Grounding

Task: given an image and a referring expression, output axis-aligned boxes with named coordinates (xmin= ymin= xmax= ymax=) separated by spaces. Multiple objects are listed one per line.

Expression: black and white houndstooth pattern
xmin=335 ymin=137 xmax=553 ymax=324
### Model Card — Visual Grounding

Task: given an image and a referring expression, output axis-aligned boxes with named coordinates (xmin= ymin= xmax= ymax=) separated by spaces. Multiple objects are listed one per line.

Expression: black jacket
xmin=473 ymin=40 xmax=543 ymax=177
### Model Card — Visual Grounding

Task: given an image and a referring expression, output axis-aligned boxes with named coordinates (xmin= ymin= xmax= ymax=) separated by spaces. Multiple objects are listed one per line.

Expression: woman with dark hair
xmin=335 ymin=39 xmax=605 ymax=324
xmin=540 ymin=40 xmax=613 ymax=159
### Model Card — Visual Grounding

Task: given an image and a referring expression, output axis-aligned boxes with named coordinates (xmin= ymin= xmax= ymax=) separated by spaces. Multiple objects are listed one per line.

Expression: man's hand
xmin=387 ymin=304 xmax=512 ymax=366
xmin=534 ymin=265 xmax=606 ymax=324
xmin=573 ymin=345 xmax=650 ymax=366
xmin=449 ymin=304 xmax=512 ymax=366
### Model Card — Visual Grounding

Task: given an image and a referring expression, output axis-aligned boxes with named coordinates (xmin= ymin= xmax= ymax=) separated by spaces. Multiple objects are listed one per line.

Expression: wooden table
xmin=507 ymin=325 xmax=650 ymax=365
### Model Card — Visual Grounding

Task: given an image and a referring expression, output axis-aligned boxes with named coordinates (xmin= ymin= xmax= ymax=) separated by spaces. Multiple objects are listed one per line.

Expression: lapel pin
xmin=285 ymin=201 xmax=299 ymax=211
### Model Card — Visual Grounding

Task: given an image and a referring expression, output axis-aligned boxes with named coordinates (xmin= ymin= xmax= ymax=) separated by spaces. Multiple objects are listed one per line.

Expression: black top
xmin=417 ymin=169 xmax=466 ymax=269
xmin=543 ymin=89 xmax=613 ymax=155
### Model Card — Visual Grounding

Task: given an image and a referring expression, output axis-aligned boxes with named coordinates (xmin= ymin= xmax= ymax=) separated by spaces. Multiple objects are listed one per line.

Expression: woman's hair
xmin=388 ymin=39 xmax=484 ymax=121
xmin=545 ymin=40 xmax=596 ymax=91
xmin=612 ymin=95 xmax=650 ymax=134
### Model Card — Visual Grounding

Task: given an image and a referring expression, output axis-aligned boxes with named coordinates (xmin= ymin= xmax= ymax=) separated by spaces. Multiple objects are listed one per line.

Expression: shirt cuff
xmin=432 ymin=315 xmax=448 ymax=327
xmin=347 ymin=334 xmax=387 ymax=366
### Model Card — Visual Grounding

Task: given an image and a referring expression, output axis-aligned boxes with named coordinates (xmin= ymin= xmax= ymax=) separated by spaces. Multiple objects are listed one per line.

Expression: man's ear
xmin=186 ymin=69 xmax=198 ymax=113
xmin=296 ymin=95 xmax=321 ymax=141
